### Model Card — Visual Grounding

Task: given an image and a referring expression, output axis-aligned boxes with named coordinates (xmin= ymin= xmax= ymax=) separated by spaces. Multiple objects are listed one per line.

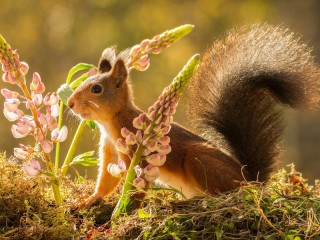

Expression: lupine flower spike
xmin=128 ymin=24 xmax=194 ymax=71
xmin=0 ymin=34 xmax=64 ymax=205
xmin=112 ymin=54 xmax=199 ymax=217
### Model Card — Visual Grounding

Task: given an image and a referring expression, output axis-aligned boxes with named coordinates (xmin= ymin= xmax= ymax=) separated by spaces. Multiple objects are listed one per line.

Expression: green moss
xmin=0 ymin=154 xmax=320 ymax=239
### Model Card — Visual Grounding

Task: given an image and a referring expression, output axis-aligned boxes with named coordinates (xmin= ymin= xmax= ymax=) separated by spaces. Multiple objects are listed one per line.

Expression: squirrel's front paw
xmin=74 ymin=194 xmax=103 ymax=210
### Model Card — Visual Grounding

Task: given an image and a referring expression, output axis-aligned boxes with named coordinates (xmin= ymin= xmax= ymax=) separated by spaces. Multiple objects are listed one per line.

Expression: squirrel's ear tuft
xmin=98 ymin=48 xmax=116 ymax=73
xmin=111 ymin=59 xmax=128 ymax=88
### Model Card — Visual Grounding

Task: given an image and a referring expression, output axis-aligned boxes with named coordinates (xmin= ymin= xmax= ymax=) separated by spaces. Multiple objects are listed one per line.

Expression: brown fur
xmin=67 ymin=24 xmax=320 ymax=208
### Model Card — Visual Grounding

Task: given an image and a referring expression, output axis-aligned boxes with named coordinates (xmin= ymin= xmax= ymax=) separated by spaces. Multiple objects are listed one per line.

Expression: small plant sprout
xmin=112 ymin=53 xmax=200 ymax=217
xmin=0 ymin=34 xmax=68 ymax=206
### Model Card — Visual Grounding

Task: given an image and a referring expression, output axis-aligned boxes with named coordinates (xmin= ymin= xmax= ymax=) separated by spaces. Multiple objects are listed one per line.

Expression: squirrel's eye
xmin=91 ymin=85 xmax=103 ymax=94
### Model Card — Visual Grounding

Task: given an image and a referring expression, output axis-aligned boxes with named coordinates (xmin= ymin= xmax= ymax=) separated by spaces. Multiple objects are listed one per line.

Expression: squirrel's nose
xmin=68 ymin=99 xmax=74 ymax=109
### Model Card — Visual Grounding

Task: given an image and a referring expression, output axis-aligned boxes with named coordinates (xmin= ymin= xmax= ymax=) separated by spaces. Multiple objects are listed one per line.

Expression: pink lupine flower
xmin=1 ymin=88 xmax=19 ymax=99
xmin=2 ymin=72 xmax=17 ymax=84
xmin=116 ymin=138 xmax=129 ymax=154
xmin=46 ymin=114 xmax=57 ymax=131
xmin=136 ymin=130 xmax=142 ymax=142
xmin=32 ymin=94 xmax=43 ymax=106
xmin=144 ymin=164 xmax=160 ymax=182
xmin=133 ymin=177 xmax=147 ymax=188
xmin=157 ymin=145 xmax=172 ymax=155
xmin=11 ymin=121 xmax=32 ymax=138
xmin=107 ymin=159 xmax=126 ymax=177
xmin=4 ymin=98 xmax=20 ymax=112
xmin=158 ymin=136 xmax=170 ymax=145
xmin=20 ymin=61 xmax=29 ymax=75
xmin=134 ymin=165 xmax=143 ymax=177
xmin=147 ymin=141 xmax=158 ymax=152
xmin=51 ymin=126 xmax=68 ymax=142
xmin=43 ymin=92 xmax=59 ymax=106
xmin=30 ymin=72 xmax=45 ymax=93
xmin=121 ymin=127 xmax=131 ymax=138
xmin=14 ymin=147 xmax=29 ymax=159
xmin=22 ymin=159 xmax=41 ymax=176
xmin=125 ymin=133 xmax=136 ymax=145
xmin=40 ymin=140 xmax=53 ymax=153
xmin=146 ymin=153 xmax=166 ymax=166
xmin=3 ymin=108 xmax=23 ymax=121
xmin=50 ymin=103 xmax=60 ymax=117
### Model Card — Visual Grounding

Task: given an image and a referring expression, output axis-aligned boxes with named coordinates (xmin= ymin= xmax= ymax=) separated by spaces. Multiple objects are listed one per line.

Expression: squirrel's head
xmin=67 ymin=48 xmax=132 ymax=122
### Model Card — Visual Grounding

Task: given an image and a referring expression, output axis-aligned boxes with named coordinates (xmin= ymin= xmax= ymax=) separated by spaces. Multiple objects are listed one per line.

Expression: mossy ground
xmin=0 ymin=153 xmax=320 ymax=240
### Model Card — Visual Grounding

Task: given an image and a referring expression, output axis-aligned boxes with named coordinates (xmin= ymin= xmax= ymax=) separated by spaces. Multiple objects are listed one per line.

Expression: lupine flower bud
xmin=129 ymin=45 xmax=140 ymax=58
xmin=157 ymin=145 xmax=172 ymax=155
xmin=43 ymin=92 xmax=59 ymax=106
xmin=32 ymin=94 xmax=43 ymax=106
xmin=121 ymin=127 xmax=131 ymax=138
xmin=143 ymin=148 xmax=151 ymax=156
xmin=4 ymin=98 xmax=20 ymax=112
xmin=144 ymin=124 xmax=152 ymax=135
xmin=2 ymin=72 xmax=17 ymax=84
xmin=148 ymin=110 xmax=157 ymax=121
xmin=161 ymin=125 xmax=171 ymax=135
xmin=14 ymin=147 xmax=29 ymax=159
xmin=144 ymin=164 xmax=160 ymax=182
xmin=40 ymin=140 xmax=53 ymax=153
xmin=46 ymin=114 xmax=57 ymax=131
xmin=147 ymin=140 xmax=158 ymax=152
xmin=133 ymin=115 xmax=144 ymax=129
xmin=136 ymin=130 xmax=142 ymax=142
xmin=1 ymin=88 xmax=19 ymax=99
xmin=146 ymin=153 xmax=166 ymax=166
xmin=20 ymin=61 xmax=29 ymax=75
xmin=3 ymin=108 xmax=23 ymax=121
xmin=116 ymin=138 xmax=129 ymax=154
xmin=19 ymin=144 xmax=34 ymax=153
xmin=51 ymin=126 xmax=68 ymax=142
xmin=22 ymin=159 xmax=41 ymax=176
xmin=133 ymin=177 xmax=146 ymax=188
xmin=30 ymin=72 xmax=45 ymax=93
xmin=158 ymin=136 xmax=170 ymax=145
xmin=50 ymin=103 xmax=60 ymax=117
xmin=125 ymin=133 xmax=136 ymax=145
xmin=118 ymin=159 xmax=127 ymax=172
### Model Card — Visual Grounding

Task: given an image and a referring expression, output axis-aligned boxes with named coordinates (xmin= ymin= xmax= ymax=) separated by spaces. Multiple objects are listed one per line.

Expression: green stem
xmin=112 ymin=146 xmax=144 ymax=218
xmin=55 ymin=101 xmax=65 ymax=170
xmin=61 ymin=120 xmax=86 ymax=175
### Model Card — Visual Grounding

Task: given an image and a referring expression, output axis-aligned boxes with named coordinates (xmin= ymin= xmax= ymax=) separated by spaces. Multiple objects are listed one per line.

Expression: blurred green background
xmin=0 ymin=0 xmax=320 ymax=181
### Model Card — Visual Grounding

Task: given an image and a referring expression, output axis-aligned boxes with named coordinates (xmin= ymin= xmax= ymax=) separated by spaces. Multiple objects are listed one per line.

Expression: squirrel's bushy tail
xmin=187 ymin=24 xmax=320 ymax=181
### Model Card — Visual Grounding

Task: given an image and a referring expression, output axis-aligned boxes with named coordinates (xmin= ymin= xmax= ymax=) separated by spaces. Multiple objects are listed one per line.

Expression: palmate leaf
xmin=70 ymin=151 xmax=98 ymax=167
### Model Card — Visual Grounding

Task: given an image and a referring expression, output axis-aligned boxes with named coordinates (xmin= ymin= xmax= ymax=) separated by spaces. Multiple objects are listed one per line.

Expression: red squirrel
xmin=67 ymin=24 xmax=320 ymax=208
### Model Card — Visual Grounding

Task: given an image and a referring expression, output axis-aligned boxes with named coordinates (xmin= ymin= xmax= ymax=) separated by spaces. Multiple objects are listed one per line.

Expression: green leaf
xmin=57 ymin=84 xmax=73 ymax=105
xmin=69 ymin=72 xmax=90 ymax=89
xmin=70 ymin=151 xmax=98 ymax=167
xmin=76 ymin=176 xmax=85 ymax=184
xmin=86 ymin=120 xmax=96 ymax=129
xmin=66 ymin=63 xmax=95 ymax=85
xmin=137 ymin=209 xmax=151 ymax=219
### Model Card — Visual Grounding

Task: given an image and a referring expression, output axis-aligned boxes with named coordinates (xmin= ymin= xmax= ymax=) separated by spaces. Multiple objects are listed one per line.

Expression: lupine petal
xmin=3 ymin=108 xmax=23 ymax=121
xmin=157 ymin=145 xmax=172 ymax=155
xmin=107 ymin=163 xmax=122 ymax=177
xmin=133 ymin=177 xmax=146 ymax=188
xmin=144 ymin=164 xmax=160 ymax=182
xmin=14 ymin=147 xmax=29 ymax=159
xmin=146 ymin=153 xmax=166 ymax=166
xmin=40 ymin=140 xmax=53 ymax=153
xmin=158 ymin=136 xmax=170 ymax=145
xmin=116 ymin=138 xmax=129 ymax=154
xmin=50 ymin=103 xmax=60 ymax=117
xmin=20 ymin=61 xmax=29 ymax=75
xmin=121 ymin=127 xmax=131 ymax=138
xmin=22 ymin=162 xmax=39 ymax=176
xmin=1 ymin=88 xmax=19 ymax=99
xmin=30 ymin=159 xmax=41 ymax=170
